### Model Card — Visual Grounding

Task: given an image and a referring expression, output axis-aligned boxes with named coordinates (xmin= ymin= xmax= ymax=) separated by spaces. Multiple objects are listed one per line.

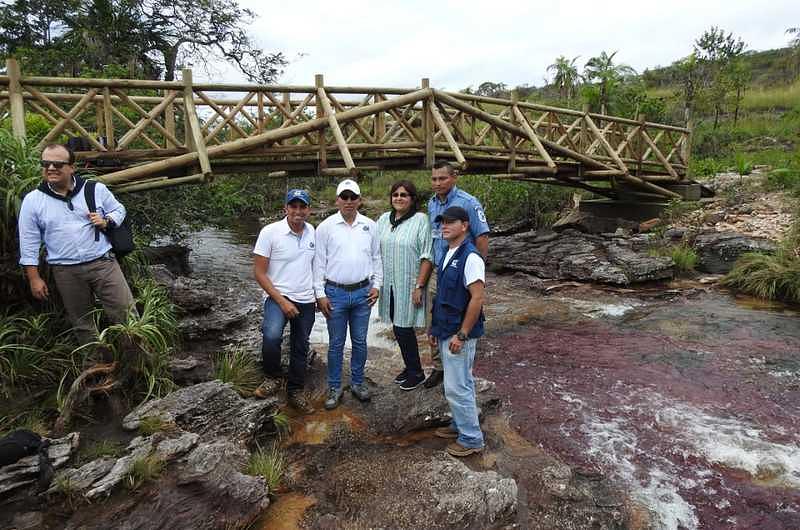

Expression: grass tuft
xmin=270 ymin=411 xmax=292 ymax=438
xmin=722 ymin=250 xmax=800 ymax=303
xmin=213 ymin=348 xmax=262 ymax=396
xmin=125 ymin=454 xmax=165 ymax=491
xmin=138 ymin=415 xmax=174 ymax=436
xmin=246 ymin=444 xmax=285 ymax=492
xmin=649 ymin=244 xmax=698 ymax=274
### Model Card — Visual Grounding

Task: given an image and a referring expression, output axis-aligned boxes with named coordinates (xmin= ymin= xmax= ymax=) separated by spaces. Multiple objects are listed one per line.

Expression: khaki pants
xmin=51 ymin=257 xmax=135 ymax=346
xmin=426 ymin=270 xmax=442 ymax=371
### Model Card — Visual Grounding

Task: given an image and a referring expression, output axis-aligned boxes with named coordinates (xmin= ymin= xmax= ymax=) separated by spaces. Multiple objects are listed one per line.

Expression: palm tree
xmin=788 ymin=27 xmax=800 ymax=78
xmin=583 ymin=51 xmax=636 ymax=113
xmin=546 ymin=55 xmax=581 ymax=101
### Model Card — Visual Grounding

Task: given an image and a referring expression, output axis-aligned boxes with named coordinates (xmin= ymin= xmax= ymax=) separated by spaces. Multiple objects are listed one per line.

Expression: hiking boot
xmin=423 ymin=369 xmax=444 ymax=388
xmin=253 ymin=378 xmax=282 ymax=399
xmin=393 ymin=370 xmax=409 ymax=385
xmin=399 ymin=373 xmax=425 ymax=391
xmin=264 ymin=366 xmax=288 ymax=379
xmin=446 ymin=441 xmax=483 ymax=457
xmin=350 ymin=383 xmax=371 ymax=402
xmin=324 ymin=387 xmax=343 ymax=410
xmin=434 ymin=425 xmax=459 ymax=439
xmin=288 ymin=392 xmax=315 ymax=415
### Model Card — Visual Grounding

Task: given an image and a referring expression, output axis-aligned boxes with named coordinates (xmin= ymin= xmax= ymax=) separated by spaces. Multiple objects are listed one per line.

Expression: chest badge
xmin=362 ymin=226 xmax=369 ymax=231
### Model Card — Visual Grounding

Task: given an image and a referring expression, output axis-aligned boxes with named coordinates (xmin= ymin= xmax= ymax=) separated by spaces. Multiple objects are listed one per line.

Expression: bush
xmin=213 ymin=348 xmax=262 ymax=396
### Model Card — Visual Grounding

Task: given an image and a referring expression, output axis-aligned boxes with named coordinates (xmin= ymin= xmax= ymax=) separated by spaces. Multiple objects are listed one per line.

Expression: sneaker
xmin=288 ymin=392 xmax=315 ymax=415
xmin=399 ymin=373 xmax=425 ymax=391
xmin=423 ymin=369 xmax=444 ymax=388
xmin=324 ymin=387 xmax=343 ymax=410
xmin=434 ymin=425 xmax=459 ymax=439
xmin=446 ymin=441 xmax=484 ymax=457
xmin=350 ymin=383 xmax=371 ymax=402
xmin=393 ymin=370 xmax=409 ymax=385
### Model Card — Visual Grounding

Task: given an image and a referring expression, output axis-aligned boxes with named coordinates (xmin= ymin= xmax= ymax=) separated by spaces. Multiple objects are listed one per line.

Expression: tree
xmin=547 ymin=55 xmax=581 ymax=101
xmin=693 ymin=26 xmax=746 ymax=129
xmin=787 ymin=26 xmax=800 ymax=77
xmin=0 ymin=0 xmax=287 ymax=82
xmin=474 ymin=81 xmax=508 ymax=98
xmin=583 ymin=51 xmax=636 ymax=113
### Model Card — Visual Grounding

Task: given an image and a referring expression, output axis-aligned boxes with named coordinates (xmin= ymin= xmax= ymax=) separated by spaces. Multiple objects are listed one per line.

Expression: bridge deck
xmin=1 ymin=60 xmax=691 ymax=199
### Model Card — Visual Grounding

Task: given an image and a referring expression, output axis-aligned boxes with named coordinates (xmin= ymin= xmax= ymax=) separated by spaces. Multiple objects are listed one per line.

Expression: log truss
xmin=0 ymin=60 xmax=691 ymax=198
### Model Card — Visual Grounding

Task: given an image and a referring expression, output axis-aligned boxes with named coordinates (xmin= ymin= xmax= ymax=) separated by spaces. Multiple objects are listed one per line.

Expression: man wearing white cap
xmin=314 ymin=179 xmax=382 ymax=409
xmin=253 ymin=189 xmax=316 ymax=414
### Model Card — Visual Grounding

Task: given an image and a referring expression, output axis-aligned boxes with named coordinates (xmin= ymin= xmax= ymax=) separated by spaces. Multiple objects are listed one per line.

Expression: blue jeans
xmin=261 ymin=297 xmax=316 ymax=394
xmin=325 ymin=283 xmax=371 ymax=390
xmin=440 ymin=336 xmax=484 ymax=449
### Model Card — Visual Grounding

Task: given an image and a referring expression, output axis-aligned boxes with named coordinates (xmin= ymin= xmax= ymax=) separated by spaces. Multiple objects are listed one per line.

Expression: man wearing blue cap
xmin=253 ymin=189 xmax=316 ymax=414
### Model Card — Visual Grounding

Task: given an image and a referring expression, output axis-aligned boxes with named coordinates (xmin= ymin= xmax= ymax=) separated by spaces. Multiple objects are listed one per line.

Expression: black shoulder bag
xmin=84 ymin=180 xmax=136 ymax=258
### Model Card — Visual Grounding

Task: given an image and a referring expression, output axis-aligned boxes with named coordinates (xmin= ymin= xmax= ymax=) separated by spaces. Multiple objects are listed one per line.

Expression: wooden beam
xmin=422 ymin=78 xmax=434 ymax=168
xmin=429 ymin=101 xmax=466 ymax=167
xmin=116 ymin=91 xmax=178 ymax=150
xmin=315 ymin=74 xmax=328 ymax=169
xmin=103 ymin=88 xmax=115 ymax=149
xmin=112 ymin=89 xmax=182 ymax=149
xmin=317 ymin=86 xmax=357 ymax=175
xmin=641 ymin=129 xmax=680 ymax=179
xmin=182 ymin=69 xmax=211 ymax=177
xmin=6 ymin=59 xmax=26 ymax=138
xmin=583 ymin=115 xmax=628 ymax=173
xmin=32 ymin=87 xmax=104 ymax=150
xmin=512 ymin=105 xmax=555 ymax=168
xmin=110 ymin=106 xmax=161 ymax=149
xmin=113 ymin=173 xmax=206 ymax=193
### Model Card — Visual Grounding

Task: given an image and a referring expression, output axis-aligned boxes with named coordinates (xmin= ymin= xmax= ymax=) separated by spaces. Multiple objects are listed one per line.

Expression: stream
xmin=175 ymin=224 xmax=800 ymax=530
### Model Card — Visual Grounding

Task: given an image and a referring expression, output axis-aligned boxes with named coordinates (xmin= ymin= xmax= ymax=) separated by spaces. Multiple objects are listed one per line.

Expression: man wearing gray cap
xmin=428 ymin=205 xmax=486 ymax=457
xmin=314 ymin=179 xmax=382 ymax=410
xmin=253 ymin=189 xmax=316 ymax=414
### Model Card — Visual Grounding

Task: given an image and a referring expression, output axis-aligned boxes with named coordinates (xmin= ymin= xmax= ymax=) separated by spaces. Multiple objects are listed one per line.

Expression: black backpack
xmin=84 ymin=180 xmax=136 ymax=258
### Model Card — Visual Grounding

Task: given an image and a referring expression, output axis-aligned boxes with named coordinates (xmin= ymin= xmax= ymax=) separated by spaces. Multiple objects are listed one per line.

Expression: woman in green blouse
xmin=377 ymin=180 xmax=434 ymax=390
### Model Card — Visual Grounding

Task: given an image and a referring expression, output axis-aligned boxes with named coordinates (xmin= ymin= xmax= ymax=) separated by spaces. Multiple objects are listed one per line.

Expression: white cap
xmin=336 ymin=179 xmax=361 ymax=196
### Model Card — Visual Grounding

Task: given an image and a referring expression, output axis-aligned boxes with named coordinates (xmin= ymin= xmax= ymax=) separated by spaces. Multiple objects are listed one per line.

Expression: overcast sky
xmin=211 ymin=0 xmax=798 ymax=90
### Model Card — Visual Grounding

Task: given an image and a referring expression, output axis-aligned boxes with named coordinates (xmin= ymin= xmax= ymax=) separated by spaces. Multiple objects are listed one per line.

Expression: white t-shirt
xmin=253 ymin=218 xmax=316 ymax=303
xmin=442 ymin=245 xmax=485 ymax=287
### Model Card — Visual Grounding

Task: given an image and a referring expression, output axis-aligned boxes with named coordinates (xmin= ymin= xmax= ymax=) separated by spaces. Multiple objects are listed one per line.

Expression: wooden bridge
xmin=1 ymin=59 xmax=693 ymax=200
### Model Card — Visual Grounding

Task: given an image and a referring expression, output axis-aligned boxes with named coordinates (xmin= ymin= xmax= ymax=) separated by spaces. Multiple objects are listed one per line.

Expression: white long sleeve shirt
xmin=313 ymin=211 xmax=383 ymax=298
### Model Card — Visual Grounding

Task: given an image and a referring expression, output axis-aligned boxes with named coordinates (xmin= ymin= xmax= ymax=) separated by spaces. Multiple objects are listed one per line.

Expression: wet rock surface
xmin=490 ymin=228 xmax=674 ymax=284
xmin=150 ymin=264 xmax=215 ymax=313
xmin=0 ymin=433 xmax=79 ymax=495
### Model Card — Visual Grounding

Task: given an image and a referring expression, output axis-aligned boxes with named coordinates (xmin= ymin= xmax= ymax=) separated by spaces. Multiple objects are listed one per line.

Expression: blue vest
xmin=430 ymin=241 xmax=485 ymax=340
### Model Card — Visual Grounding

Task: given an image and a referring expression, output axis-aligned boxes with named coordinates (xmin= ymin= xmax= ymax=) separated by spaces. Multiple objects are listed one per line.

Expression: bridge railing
xmin=0 ymin=59 xmax=690 ymax=199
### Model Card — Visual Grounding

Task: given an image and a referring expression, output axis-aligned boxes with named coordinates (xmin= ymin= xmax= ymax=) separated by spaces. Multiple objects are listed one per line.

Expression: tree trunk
xmin=162 ymin=45 xmax=180 ymax=82
xmin=734 ymin=87 xmax=741 ymax=126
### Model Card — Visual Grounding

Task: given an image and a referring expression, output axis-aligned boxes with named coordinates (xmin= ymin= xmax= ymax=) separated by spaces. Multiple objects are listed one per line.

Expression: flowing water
xmin=176 ymin=225 xmax=800 ymax=529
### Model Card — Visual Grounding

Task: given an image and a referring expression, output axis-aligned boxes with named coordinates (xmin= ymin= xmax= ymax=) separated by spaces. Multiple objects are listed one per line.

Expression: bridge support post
xmin=422 ymin=78 xmax=434 ymax=168
xmin=315 ymin=74 xmax=328 ymax=170
xmin=635 ymin=113 xmax=646 ymax=177
xmin=509 ymin=90 xmax=518 ymax=172
xmin=182 ymin=69 xmax=212 ymax=180
xmin=682 ymin=108 xmax=693 ymax=177
xmin=6 ymin=58 xmax=26 ymax=140
xmin=103 ymin=88 xmax=115 ymax=149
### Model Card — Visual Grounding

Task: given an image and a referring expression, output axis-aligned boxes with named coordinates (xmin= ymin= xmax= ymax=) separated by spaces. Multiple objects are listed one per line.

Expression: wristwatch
xmin=456 ymin=331 xmax=467 ymax=341
xmin=415 ymin=283 xmax=424 ymax=289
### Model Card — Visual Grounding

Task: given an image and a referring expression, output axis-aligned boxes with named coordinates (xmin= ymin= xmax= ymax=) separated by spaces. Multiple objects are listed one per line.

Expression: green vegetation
xmin=246 ymin=444 xmax=285 ymax=492
xmin=213 ymin=348 xmax=262 ymax=396
xmin=78 ymin=440 xmax=125 ymax=463
xmin=125 ymin=454 xmax=165 ymax=491
xmin=138 ymin=415 xmax=174 ymax=436
xmin=269 ymin=411 xmax=292 ymax=438
xmin=649 ymin=244 xmax=698 ymax=274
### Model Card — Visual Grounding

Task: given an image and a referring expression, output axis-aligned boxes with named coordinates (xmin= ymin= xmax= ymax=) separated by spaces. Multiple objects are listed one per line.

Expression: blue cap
xmin=285 ymin=189 xmax=310 ymax=205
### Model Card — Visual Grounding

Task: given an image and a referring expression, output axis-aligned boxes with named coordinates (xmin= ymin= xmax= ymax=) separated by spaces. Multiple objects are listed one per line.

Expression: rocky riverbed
xmin=2 ymin=172 xmax=798 ymax=530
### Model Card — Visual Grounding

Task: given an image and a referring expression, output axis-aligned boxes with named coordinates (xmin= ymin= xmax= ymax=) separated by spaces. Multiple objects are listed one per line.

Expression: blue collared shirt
xmin=428 ymin=186 xmax=490 ymax=266
xmin=18 ymin=178 xmax=126 ymax=266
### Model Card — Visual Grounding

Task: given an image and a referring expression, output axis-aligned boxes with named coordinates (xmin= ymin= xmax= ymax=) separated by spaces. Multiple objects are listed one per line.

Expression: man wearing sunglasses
xmin=17 ymin=144 xmax=134 ymax=348
xmin=314 ymin=179 xmax=382 ymax=410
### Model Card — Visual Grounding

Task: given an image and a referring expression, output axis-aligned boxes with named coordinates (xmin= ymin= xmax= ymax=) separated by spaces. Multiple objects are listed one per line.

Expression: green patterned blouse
xmin=377 ymin=211 xmax=433 ymax=328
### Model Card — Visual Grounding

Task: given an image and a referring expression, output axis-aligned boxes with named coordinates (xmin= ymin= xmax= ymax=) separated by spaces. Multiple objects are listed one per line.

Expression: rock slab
xmin=693 ymin=231 xmax=777 ymax=274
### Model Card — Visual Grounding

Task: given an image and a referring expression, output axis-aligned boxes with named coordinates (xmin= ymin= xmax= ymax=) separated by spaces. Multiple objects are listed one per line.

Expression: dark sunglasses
xmin=41 ymin=160 xmax=69 ymax=169
xmin=339 ymin=193 xmax=359 ymax=201
xmin=391 ymin=192 xmax=411 ymax=198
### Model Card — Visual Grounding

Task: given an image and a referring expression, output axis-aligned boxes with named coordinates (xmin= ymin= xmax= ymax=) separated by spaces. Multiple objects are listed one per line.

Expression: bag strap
xmin=84 ymin=179 xmax=100 ymax=242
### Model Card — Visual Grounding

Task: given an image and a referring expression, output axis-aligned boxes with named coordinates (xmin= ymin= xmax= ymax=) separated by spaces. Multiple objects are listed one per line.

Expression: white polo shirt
xmin=313 ymin=211 xmax=383 ymax=298
xmin=253 ymin=218 xmax=316 ymax=303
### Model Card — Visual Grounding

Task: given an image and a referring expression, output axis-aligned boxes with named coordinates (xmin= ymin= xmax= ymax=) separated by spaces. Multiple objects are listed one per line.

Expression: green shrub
xmin=722 ymin=250 xmax=800 ymax=303
xmin=246 ymin=444 xmax=285 ymax=492
xmin=213 ymin=348 xmax=262 ymax=396
xmin=690 ymin=158 xmax=726 ymax=178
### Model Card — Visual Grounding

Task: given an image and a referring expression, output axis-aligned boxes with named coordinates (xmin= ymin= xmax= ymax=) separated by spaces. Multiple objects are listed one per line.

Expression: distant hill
xmin=643 ymin=47 xmax=798 ymax=88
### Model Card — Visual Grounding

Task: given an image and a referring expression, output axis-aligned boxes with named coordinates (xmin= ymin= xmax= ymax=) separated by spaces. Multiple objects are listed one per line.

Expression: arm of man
xmin=92 ymin=183 xmax=126 ymax=229
xmin=313 ymin=222 xmax=332 ymax=318
xmin=466 ymin=201 xmax=490 ymax=259
xmin=367 ymin=220 xmax=382 ymax=306
xmin=253 ymin=255 xmax=299 ymax=318
xmin=18 ymin=196 xmax=48 ymax=300
xmin=474 ymin=234 xmax=489 ymax=259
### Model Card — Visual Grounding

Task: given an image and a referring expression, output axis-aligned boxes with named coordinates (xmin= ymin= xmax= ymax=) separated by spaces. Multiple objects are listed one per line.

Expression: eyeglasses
xmin=41 ymin=160 xmax=69 ymax=169
xmin=391 ymin=192 xmax=410 ymax=198
xmin=339 ymin=193 xmax=359 ymax=201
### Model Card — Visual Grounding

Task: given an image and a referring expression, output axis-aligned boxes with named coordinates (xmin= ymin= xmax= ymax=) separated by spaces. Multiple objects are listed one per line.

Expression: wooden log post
xmin=317 ymin=86 xmax=357 ymax=176
xmin=513 ymin=105 xmax=556 ymax=169
xmin=374 ymin=94 xmax=385 ymax=145
xmin=6 ymin=59 xmax=26 ymax=139
xmin=429 ymin=102 xmax=466 ymax=168
xmin=422 ymin=78 xmax=434 ymax=168
xmin=103 ymin=88 xmax=115 ymax=149
xmin=165 ymin=94 xmax=176 ymax=148
xmin=182 ymin=69 xmax=212 ymax=179
xmin=315 ymin=74 xmax=328 ymax=169
xmin=580 ymin=103 xmax=590 ymax=151
xmin=635 ymin=113 xmax=645 ymax=177
xmin=682 ymin=108 xmax=693 ymax=177
xmin=509 ymin=90 xmax=518 ymax=172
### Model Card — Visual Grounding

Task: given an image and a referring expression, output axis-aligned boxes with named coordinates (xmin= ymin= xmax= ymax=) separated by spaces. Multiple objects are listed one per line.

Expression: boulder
xmin=149 ymin=264 xmax=215 ymax=313
xmin=142 ymin=245 xmax=192 ymax=276
xmin=490 ymin=229 xmax=673 ymax=285
xmin=122 ymin=380 xmax=278 ymax=443
xmin=693 ymin=231 xmax=777 ymax=274
xmin=0 ymin=433 xmax=79 ymax=495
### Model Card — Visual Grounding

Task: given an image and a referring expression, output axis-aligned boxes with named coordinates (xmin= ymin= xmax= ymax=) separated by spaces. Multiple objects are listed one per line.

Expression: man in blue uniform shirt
xmin=425 ymin=161 xmax=489 ymax=388
xmin=18 ymin=144 xmax=135 ymax=348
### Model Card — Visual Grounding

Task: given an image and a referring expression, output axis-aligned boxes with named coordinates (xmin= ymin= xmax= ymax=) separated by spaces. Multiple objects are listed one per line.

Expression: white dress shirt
xmin=314 ymin=211 xmax=383 ymax=298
